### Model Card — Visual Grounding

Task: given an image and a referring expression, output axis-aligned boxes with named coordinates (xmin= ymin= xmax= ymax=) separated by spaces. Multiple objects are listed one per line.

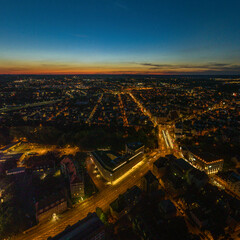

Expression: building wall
xmin=125 ymin=145 xmax=144 ymax=155
xmin=140 ymin=177 xmax=158 ymax=193
xmin=188 ymin=151 xmax=223 ymax=174
xmin=190 ymin=211 xmax=208 ymax=229
xmin=152 ymin=165 xmax=166 ymax=178
xmin=203 ymin=161 xmax=223 ymax=174
xmin=37 ymin=199 xmax=67 ymax=222
xmin=226 ymin=179 xmax=240 ymax=196
xmin=71 ymin=182 xmax=84 ymax=198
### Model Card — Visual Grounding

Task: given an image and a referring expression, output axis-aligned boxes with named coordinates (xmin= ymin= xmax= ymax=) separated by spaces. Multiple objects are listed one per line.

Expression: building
xmin=61 ymin=156 xmax=84 ymax=198
xmin=123 ymin=185 xmax=142 ymax=209
xmin=226 ymin=172 xmax=240 ymax=196
xmin=110 ymin=196 xmax=126 ymax=219
xmin=170 ymin=158 xmax=193 ymax=178
xmin=0 ymin=153 xmax=24 ymax=163
xmin=35 ymin=192 xmax=67 ymax=222
xmin=174 ymin=123 xmax=183 ymax=135
xmin=141 ymin=170 xmax=159 ymax=194
xmin=110 ymin=185 xmax=142 ymax=219
xmin=217 ymin=171 xmax=240 ymax=197
xmin=50 ymin=212 xmax=105 ymax=240
xmin=187 ymin=168 xmax=209 ymax=188
xmin=183 ymin=147 xmax=223 ymax=174
xmin=190 ymin=208 xmax=209 ymax=229
xmin=27 ymin=158 xmax=55 ymax=172
xmin=6 ymin=167 xmax=26 ymax=175
xmin=165 ymin=154 xmax=177 ymax=161
xmin=0 ymin=141 xmax=21 ymax=154
xmin=0 ymin=153 xmax=24 ymax=173
xmin=158 ymin=199 xmax=177 ymax=219
xmin=91 ymin=143 xmax=144 ymax=182
xmin=152 ymin=157 xmax=167 ymax=178
xmin=125 ymin=142 xmax=144 ymax=155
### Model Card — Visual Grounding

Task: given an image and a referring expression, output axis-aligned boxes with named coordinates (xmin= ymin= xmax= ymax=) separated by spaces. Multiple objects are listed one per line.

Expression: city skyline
xmin=1 ymin=0 xmax=240 ymax=75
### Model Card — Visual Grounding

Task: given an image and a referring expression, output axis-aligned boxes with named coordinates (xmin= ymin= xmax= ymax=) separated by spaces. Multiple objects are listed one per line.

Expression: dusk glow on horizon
xmin=1 ymin=0 xmax=240 ymax=75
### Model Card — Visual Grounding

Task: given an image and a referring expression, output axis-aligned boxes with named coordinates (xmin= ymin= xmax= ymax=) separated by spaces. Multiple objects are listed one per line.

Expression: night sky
xmin=0 ymin=0 xmax=240 ymax=74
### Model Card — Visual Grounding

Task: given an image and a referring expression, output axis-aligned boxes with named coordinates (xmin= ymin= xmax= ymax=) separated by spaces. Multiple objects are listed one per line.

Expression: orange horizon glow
xmin=1 ymin=59 xmax=239 ymax=75
xmin=0 ymin=69 xmax=210 ymax=75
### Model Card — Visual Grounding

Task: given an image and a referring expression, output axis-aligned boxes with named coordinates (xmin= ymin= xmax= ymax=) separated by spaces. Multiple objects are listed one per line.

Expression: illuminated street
xmin=13 ymin=151 xmax=162 ymax=240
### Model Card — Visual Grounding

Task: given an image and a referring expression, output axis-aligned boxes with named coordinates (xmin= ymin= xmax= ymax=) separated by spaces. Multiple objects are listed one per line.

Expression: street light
xmin=52 ymin=213 xmax=59 ymax=221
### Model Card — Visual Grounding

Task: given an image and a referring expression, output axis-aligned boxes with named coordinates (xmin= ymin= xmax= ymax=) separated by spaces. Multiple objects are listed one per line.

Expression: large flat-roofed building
xmin=91 ymin=143 xmax=144 ymax=182
xmin=50 ymin=212 xmax=105 ymax=240
xmin=0 ymin=153 xmax=24 ymax=163
xmin=0 ymin=141 xmax=21 ymax=154
xmin=170 ymin=158 xmax=193 ymax=177
xmin=183 ymin=147 xmax=223 ymax=174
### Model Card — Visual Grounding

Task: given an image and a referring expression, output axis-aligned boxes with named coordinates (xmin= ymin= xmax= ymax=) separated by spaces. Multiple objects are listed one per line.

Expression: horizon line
xmin=0 ymin=72 xmax=240 ymax=76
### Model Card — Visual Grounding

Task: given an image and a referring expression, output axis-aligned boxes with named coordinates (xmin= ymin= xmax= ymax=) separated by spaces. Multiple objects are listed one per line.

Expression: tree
xmin=96 ymin=207 xmax=103 ymax=218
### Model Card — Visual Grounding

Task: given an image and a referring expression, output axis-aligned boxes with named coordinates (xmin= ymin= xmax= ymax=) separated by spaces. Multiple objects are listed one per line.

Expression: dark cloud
xmin=140 ymin=63 xmax=172 ymax=68
xmin=138 ymin=62 xmax=240 ymax=73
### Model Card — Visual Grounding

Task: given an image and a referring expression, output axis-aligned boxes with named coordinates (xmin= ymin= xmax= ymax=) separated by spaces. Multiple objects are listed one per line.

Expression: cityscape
xmin=1 ymin=1 xmax=240 ymax=240
xmin=0 ymin=76 xmax=240 ymax=240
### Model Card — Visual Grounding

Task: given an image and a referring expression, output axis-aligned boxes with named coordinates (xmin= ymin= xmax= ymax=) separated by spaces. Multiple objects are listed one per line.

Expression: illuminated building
xmin=226 ymin=172 xmax=240 ymax=196
xmin=0 ymin=141 xmax=21 ymax=154
xmin=91 ymin=143 xmax=144 ymax=182
xmin=217 ymin=171 xmax=240 ymax=197
xmin=6 ymin=167 xmax=25 ymax=175
xmin=183 ymin=148 xmax=223 ymax=174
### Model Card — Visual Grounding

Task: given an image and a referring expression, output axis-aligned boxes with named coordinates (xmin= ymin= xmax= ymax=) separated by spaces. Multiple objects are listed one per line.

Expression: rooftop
xmin=153 ymin=157 xmax=167 ymax=168
xmin=228 ymin=172 xmax=240 ymax=183
xmin=92 ymin=150 xmax=126 ymax=172
xmin=187 ymin=146 xmax=223 ymax=163
xmin=126 ymin=142 xmax=144 ymax=151
xmin=158 ymin=200 xmax=176 ymax=214
xmin=173 ymin=158 xmax=193 ymax=173
xmin=51 ymin=212 xmax=104 ymax=240
xmin=143 ymin=170 xmax=158 ymax=183
xmin=0 ymin=141 xmax=21 ymax=152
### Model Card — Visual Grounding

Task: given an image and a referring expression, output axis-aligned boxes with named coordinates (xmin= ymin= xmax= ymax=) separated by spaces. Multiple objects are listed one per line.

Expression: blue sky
xmin=0 ymin=0 xmax=240 ymax=74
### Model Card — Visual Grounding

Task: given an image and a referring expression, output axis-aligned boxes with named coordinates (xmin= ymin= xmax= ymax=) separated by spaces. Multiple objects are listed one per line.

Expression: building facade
xmin=61 ymin=156 xmax=84 ymax=198
xmin=184 ymin=148 xmax=224 ymax=174
xmin=36 ymin=194 xmax=67 ymax=222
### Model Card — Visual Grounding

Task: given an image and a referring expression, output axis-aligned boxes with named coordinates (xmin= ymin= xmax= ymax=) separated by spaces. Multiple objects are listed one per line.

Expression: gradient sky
xmin=0 ymin=0 xmax=240 ymax=74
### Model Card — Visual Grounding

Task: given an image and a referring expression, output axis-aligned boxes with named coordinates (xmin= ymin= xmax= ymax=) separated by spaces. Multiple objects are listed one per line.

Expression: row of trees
xmin=8 ymin=125 xmax=158 ymax=151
